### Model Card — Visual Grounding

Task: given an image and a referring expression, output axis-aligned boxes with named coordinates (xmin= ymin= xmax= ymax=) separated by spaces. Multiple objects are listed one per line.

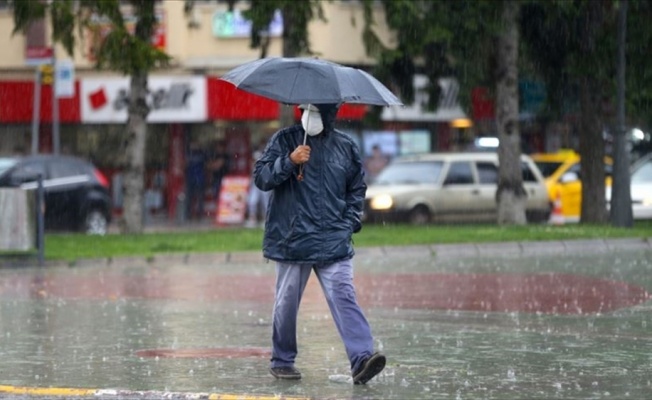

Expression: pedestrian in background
xmin=253 ymin=103 xmax=386 ymax=384
xmin=208 ymin=140 xmax=230 ymax=204
xmin=245 ymin=141 xmax=270 ymax=228
xmin=185 ymin=140 xmax=207 ymax=220
xmin=364 ymin=144 xmax=389 ymax=184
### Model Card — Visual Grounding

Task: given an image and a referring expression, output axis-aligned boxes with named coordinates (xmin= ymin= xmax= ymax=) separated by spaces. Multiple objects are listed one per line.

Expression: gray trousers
xmin=270 ymin=259 xmax=374 ymax=372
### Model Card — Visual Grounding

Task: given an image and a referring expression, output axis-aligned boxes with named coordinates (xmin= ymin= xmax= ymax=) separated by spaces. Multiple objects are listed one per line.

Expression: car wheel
xmin=409 ymin=205 xmax=431 ymax=225
xmin=85 ymin=209 xmax=108 ymax=235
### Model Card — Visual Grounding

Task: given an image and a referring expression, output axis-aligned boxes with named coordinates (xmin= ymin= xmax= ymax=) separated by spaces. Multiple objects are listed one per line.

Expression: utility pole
xmin=31 ymin=67 xmax=42 ymax=155
xmin=610 ymin=0 xmax=632 ymax=227
xmin=52 ymin=49 xmax=60 ymax=155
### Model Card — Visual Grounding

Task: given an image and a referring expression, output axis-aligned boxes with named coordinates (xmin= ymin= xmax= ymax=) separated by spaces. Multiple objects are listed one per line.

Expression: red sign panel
xmin=0 ymin=81 xmax=81 ymax=123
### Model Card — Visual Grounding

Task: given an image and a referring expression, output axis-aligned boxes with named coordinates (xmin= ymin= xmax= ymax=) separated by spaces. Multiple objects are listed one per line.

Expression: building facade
xmin=0 ymin=0 xmax=467 ymax=221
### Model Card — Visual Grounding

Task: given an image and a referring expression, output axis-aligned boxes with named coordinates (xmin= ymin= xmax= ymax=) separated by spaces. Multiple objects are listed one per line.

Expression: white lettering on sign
xmin=81 ymin=76 xmax=206 ymax=123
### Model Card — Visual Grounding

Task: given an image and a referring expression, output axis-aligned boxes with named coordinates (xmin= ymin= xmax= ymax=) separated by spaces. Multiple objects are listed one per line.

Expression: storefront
xmin=0 ymin=74 xmax=370 ymax=223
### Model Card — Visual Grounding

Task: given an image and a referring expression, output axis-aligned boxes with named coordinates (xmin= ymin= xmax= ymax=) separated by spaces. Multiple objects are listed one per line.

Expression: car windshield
xmin=0 ymin=158 xmax=18 ymax=177
xmin=374 ymin=161 xmax=444 ymax=185
xmin=631 ymin=159 xmax=652 ymax=183
xmin=534 ymin=161 xmax=564 ymax=178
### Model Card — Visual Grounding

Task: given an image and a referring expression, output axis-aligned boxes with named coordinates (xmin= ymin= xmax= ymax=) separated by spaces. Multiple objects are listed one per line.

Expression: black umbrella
xmin=219 ymin=57 xmax=403 ymax=107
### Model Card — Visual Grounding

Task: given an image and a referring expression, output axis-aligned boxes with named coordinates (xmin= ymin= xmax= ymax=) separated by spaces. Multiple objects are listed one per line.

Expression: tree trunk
xmin=121 ymin=72 xmax=149 ymax=233
xmin=578 ymin=75 xmax=607 ymax=224
xmin=279 ymin=5 xmax=298 ymax=127
xmin=496 ymin=0 xmax=526 ymax=225
xmin=576 ymin=1 xmax=607 ymax=224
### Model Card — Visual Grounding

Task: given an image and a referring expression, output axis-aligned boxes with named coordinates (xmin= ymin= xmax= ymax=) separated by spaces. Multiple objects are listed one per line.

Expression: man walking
xmin=253 ymin=103 xmax=385 ymax=385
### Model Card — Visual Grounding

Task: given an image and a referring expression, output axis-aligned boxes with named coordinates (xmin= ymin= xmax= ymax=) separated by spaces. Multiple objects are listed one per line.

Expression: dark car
xmin=0 ymin=154 xmax=112 ymax=235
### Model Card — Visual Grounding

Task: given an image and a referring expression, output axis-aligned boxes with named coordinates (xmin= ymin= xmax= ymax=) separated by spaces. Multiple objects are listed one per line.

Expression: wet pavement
xmin=0 ymin=239 xmax=651 ymax=399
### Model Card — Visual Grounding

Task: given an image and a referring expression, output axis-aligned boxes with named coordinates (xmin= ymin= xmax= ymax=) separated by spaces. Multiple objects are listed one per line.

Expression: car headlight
xmin=370 ymin=194 xmax=393 ymax=210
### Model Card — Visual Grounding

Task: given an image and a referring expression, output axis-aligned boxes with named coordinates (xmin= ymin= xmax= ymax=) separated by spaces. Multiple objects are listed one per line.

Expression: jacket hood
xmin=315 ymin=103 xmax=340 ymax=133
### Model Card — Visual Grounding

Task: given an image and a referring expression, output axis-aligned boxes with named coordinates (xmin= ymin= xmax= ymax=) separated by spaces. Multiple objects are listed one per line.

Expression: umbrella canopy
xmin=219 ymin=57 xmax=403 ymax=107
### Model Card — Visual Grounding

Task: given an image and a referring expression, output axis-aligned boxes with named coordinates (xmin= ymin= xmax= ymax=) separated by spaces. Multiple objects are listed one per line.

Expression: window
xmin=521 ymin=162 xmax=538 ymax=182
xmin=534 ymin=161 xmax=563 ymax=178
xmin=444 ymin=161 xmax=474 ymax=185
xmin=476 ymin=162 xmax=498 ymax=184
xmin=375 ymin=161 xmax=444 ymax=185
xmin=50 ymin=160 xmax=85 ymax=179
xmin=12 ymin=161 xmax=47 ymax=183
xmin=632 ymin=160 xmax=652 ymax=183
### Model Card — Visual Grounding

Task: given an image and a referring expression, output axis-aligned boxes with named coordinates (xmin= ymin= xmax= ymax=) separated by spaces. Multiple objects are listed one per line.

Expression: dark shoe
xmin=352 ymin=352 xmax=386 ymax=385
xmin=270 ymin=366 xmax=302 ymax=380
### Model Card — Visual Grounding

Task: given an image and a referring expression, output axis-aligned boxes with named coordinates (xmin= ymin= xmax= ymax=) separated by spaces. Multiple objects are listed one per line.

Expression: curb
xmin=1 ymin=238 xmax=650 ymax=269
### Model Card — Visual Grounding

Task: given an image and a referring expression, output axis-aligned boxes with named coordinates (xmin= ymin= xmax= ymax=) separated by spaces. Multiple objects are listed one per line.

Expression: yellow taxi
xmin=531 ymin=150 xmax=612 ymax=223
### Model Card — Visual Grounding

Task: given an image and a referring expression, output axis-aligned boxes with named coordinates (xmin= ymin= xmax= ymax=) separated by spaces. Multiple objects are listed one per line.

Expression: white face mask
xmin=301 ymin=109 xmax=323 ymax=136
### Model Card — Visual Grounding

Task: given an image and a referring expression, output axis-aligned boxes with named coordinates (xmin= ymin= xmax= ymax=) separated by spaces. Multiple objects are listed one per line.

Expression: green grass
xmin=32 ymin=221 xmax=652 ymax=261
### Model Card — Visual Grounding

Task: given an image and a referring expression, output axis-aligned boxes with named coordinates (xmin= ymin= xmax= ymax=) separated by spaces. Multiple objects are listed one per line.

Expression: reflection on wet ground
xmin=0 ymin=246 xmax=651 ymax=399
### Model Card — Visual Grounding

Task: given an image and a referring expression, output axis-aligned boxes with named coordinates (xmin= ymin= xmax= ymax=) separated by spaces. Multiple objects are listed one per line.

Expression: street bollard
xmin=176 ymin=192 xmax=187 ymax=224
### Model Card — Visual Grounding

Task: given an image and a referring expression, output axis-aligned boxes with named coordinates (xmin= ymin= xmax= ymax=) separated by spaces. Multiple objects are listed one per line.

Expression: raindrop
xmin=328 ymin=374 xmax=352 ymax=384
xmin=507 ymin=369 xmax=516 ymax=380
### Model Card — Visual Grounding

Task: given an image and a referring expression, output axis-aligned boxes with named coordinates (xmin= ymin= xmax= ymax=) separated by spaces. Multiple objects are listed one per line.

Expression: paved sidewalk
xmin=0 ymin=238 xmax=651 ymax=399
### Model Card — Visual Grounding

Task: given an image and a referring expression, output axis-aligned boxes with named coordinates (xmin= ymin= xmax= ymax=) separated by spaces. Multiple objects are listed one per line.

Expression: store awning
xmin=207 ymin=77 xmax=367 ymax=121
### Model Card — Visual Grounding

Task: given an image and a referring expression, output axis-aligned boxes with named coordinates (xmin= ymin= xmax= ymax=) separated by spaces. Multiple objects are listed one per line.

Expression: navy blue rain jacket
xmin=253 ymin=124 xmax=367 ymax=264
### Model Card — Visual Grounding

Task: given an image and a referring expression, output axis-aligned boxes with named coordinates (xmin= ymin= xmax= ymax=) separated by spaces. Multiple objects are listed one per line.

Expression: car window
xmin=50 ymin=159 xmax=86 ymax=179
xmin=476 ymin=162 xmax=498 ymax=184
xmin=566 ymin=162 xmax=612 ymax=181
xmin=10 ymin=161 xmax=47 ymax=183
xmin=443 ymin=161 xmax=474 ymax=185
xmin=631 ymin=160 xmax=652 ymax=183
xmin=521 ymin=162 xmax=538 ymax=182
xmin=535 ymin=161 xmax=563 ymax=178
xmin=567 ymin=163 xmax=582 ymax=180
xmin=374 ymin=161 xmax=444 ymax=184
xmin=0 ymin=158 xmax=18 ymax=176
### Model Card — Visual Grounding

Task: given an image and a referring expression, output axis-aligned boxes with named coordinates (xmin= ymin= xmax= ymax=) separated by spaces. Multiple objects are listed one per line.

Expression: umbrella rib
xmin=286 ymin=62 xmax=303 ymax=105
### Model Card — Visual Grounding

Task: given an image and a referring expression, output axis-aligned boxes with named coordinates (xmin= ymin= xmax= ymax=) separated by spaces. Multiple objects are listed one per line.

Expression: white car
xmin=607 ymin=154 xmax=652 ymax=219
xmin=363 ymin=152 xmax=551 ymax=225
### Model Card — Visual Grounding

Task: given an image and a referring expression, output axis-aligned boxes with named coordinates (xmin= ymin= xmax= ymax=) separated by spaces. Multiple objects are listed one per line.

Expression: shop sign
xmin=381 ymin=75 xmax=467 ymax=122
xmin=25 ymin=46 xmax=53 ymax=66
xmin=212 ymin=9 xmax=283 ymax=38
xmin=215 ymin=176 xmax=250 ymax=225
xmin=81 ymin=76 xmax=207 ymax=123
xmin=54 ymin=60 xmax=75 ymax=98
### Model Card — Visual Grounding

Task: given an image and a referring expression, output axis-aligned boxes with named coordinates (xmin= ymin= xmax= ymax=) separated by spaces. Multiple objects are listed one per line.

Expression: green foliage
xmin=361 ymin=0 xmax=501 ymax=110
xmin=626 ymin=0 xmax=652 ymax=127
xmin=184 ymin=0 xmax=325 ymax=58
xmin=11 ymin=0 xmax=170 ymax=75
xmin=243 ymin=0 xmax=325 ymax=57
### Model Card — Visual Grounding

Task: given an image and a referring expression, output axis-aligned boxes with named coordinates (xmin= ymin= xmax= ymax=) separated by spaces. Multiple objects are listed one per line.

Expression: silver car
xmin=606 ymin=153 xmax=652 ymax=220
xmin=364 ymin=152 xmax=551 ymax=224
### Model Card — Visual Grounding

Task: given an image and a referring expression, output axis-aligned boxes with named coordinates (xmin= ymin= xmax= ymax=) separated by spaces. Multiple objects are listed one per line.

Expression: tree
xmin=12 ymin=0 xmax=170 ymax=234
xmin=521 ymin=1 xmax=616 ymax=224
xmin=185 ymin=0 xmax=324 ymax=126
xmin=495 ymin=1 xmax=526 ymax=225
xmin=362 ymin=0 xmax=527 ymax=224
xmin=245 ymin=0 xmax=324 ymax=127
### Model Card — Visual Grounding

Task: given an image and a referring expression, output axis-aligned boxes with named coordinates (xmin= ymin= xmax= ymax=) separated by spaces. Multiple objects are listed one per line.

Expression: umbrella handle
xmin=297 ymin=166 xmax=304 ymax=181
